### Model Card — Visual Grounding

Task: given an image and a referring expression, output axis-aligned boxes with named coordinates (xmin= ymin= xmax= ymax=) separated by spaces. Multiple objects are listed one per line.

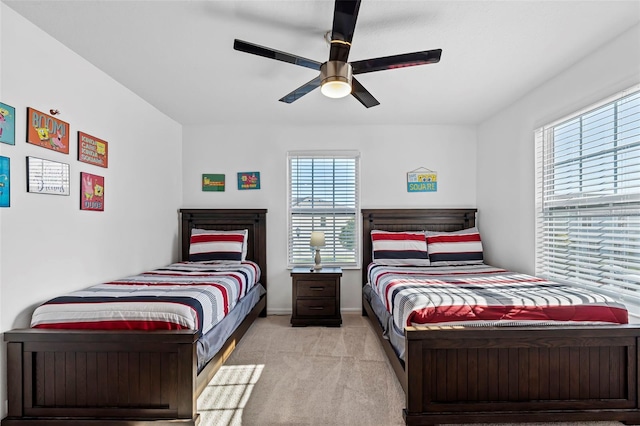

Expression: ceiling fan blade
xmin=279 ymin=76 xmax=322 ymax=104
xmin=234 ymin=39 xmax=322 ymax=71
xmin=351 ymin=49 xmax=442 ymax=75
xmin=329 ymin=0 xmax=361 ymax=62
xmin=351 ymin=77 xmax=380 ymax=108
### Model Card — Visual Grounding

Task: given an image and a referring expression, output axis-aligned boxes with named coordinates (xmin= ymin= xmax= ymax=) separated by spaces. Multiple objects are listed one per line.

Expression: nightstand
xmin=290 ymin=267 xmax=342 ymax=327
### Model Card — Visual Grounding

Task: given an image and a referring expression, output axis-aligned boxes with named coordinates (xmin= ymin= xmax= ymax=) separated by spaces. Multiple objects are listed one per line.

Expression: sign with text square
xmin=407 ymin=169 xmax=437 ymax=192
xmin=78 ymin=131 xmax=108 ymax=168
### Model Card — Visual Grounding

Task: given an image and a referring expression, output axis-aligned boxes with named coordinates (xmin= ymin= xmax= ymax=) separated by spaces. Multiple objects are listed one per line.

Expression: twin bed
xmin=4 ymin=207 xmax=640 ymax=425
xmin=361 ymin=208 xmax=640 ymax=425
xmin=3 ymin=208 xmax=267 ymax=425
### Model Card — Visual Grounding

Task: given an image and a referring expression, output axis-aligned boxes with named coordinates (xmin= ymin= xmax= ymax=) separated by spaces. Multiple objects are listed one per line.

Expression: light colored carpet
xmin=197 ymin=313 xmax=625 ymax=426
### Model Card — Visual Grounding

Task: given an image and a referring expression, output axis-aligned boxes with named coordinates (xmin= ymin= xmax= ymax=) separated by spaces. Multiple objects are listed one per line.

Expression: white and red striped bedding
xmin=30 ymin=261 xmax=260 ymax=336
xmin=368 ymin=263 xmax=628 ymax=332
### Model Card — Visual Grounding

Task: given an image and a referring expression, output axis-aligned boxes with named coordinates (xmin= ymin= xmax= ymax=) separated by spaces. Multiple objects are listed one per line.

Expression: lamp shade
xmin=310 ymin=231 xmax=325 ymax=247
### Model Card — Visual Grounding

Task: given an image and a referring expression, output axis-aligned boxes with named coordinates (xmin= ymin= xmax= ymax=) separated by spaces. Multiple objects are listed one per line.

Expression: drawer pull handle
xmin=309 ymin=306 xmax=324 ymax=310
xmin=310 ymin=287 xmax=325 ymax=291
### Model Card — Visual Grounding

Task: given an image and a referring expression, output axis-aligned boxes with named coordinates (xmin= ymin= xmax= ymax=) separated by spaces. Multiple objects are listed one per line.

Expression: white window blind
xmin=287 ymin=151 xmax=360 ymax=268
xmin=535 ymin=85 xmax=640 ymax=303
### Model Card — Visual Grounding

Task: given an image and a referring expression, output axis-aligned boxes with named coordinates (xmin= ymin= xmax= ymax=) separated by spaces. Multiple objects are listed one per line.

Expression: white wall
xmin=0 ymin=5 xmax=183 ymax=417
xmin=477 ymin=24 xmax=640 ymax=274
xmin=182 ymin=124 xmax=477 ymax=314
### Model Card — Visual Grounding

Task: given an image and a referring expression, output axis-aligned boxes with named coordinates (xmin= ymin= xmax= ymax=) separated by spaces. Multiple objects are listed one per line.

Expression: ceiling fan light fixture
xmin=320 ymin=61 xmax=352 ymax=99
xmin=321 ymin=80 xmax=351 ymax=98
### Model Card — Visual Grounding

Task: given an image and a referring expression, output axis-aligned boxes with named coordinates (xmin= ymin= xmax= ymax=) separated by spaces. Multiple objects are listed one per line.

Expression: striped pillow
xmin=371 ymin=230 xmax=430 ymax=266
xmin=426 ymin=227 xmax=484 ymax=266
xmin=189 ymin=229 xmax=248 ymax=263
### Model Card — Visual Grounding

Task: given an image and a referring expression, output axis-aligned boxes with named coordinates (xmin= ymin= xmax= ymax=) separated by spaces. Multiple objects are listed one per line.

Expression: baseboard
xmin=266 ymin=308 xmax=362 ymax=316
xmin=267 ymin=309 xmax=291 ymax=316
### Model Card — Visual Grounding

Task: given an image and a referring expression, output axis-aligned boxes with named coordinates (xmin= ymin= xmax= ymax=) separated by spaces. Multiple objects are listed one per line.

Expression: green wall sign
xmin=202 ymin=174 xmax=225 ymax=192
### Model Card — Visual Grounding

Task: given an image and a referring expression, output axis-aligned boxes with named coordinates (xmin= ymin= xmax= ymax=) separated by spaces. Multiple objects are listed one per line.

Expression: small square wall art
xmin=0 ymin=102 xmax=16 ymax=145
xmin=237 ymin=172 xmax=260 ymax=190
xmin=26 ymin=156 xmax=70 ymax=195
xmin=78 ymin=131 xmax=109 ymax=168
xmin=202 ymin=174 xmax=225 ymax=192
xmin=26 ymin=107 xmax=70 ymax=154
xmin=80 ymin=172 xmax=104 ymax=211
xmin=0 ymin=156 xmax=10 ymax=207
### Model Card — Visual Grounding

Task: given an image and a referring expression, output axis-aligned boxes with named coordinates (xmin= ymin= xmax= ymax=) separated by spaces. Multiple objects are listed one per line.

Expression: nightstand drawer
xmin=296 ymin=299 xmax=336 ymax=317
xmin=295 ymin=280 xmax=336 ymax=297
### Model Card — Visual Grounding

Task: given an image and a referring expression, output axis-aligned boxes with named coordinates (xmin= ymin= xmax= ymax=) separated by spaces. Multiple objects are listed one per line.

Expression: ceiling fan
xmin=233 ymin=0 xmax=442 ymax=108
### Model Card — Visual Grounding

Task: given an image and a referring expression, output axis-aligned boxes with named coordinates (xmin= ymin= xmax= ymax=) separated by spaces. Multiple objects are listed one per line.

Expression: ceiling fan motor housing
xmin=320 ymin=61 xmax=353 ymax=98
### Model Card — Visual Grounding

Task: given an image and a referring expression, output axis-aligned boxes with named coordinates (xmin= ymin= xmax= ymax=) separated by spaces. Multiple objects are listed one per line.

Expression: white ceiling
xmin=4 ymin=0 xmax=640 ymax=126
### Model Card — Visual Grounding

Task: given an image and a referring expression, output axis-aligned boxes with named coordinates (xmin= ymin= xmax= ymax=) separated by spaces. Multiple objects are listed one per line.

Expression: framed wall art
xmin=26 ymin=107 xmax=70 ymax=154
xmin=407 ymin=167 xmax=437 ymax=192
xmin=0 ymin=156 xmax=10 ymax=207
xmin=202 ymin=174 xmax=225 ymax=192
xmin=78 ymin=131 xmax=108 ymax=168
xmin=0 ymin=102 xmax=16 ymax=145
xmin=237 ymin=172 xmax=260 ymax=190
xmin=26 ymin=156 xmax=70 ymax=195
xmin=80 ymin=172 xmax=104 ymax=211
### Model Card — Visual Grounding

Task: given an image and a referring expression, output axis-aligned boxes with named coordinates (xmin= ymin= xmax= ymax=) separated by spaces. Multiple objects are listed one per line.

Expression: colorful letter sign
xmin=237 ymin=172 xmax=260 ymax=190
xmin=78 ymin=132 xmax=108 ymax=168
xmin=202 ymin=174 xmax=225 ymax=192
xmin=80 ymin=172 xmax=105 ymax=211
xmin=407 ymin=168 xmax=437 ymax=192
xmin=0 ymin=156 xmax=9 ymax=207
xmin=0 ymin=103 xmax=15 ymax=145
xmin=26 ymin=107 xmax=70 ymax=154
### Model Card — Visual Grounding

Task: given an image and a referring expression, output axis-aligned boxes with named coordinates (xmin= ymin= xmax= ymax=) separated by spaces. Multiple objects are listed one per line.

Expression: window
xmin=287 ymin=151 xmax=360 ymax=268
xmin=535 ymin=85 xmax=640 ymax=303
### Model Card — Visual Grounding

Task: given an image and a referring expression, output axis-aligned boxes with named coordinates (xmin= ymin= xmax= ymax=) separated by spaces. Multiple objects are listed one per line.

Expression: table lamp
xmin=310 ymin=231 xmax=325 ymax=271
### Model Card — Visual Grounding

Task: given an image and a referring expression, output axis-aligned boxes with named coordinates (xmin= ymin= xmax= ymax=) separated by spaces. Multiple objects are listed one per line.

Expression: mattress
xmin=31 ymin=260 xmax=261 ymax=337
xmin=365 ymin=263 xmax=629 ymax=361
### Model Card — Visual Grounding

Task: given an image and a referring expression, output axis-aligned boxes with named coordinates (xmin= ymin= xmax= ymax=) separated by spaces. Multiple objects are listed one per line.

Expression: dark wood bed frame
xmin=361 ymin=208 xmax=640 ymax=426
xmin=2 ymin=208 xmax=267 ymax=425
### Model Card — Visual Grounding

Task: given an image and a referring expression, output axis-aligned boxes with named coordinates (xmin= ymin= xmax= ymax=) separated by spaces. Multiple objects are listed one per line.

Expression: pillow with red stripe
xmin=426 ymin=227 xmax=483 ymax=266
xmin=189 ymin=229 xmax=248 ymax=263
xmin=371 ymin=230 xmax=430 ymax=266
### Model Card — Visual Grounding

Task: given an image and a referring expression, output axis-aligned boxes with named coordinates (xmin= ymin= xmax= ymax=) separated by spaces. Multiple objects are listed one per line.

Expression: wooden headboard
xmin=361 ymin=208 xmax=477 ymax=286
xmin=180 ymin=208 xmax=268 ymax=292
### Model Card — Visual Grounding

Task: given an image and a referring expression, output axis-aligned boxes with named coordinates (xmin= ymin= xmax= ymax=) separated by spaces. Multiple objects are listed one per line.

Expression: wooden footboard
xmin=363 ymin=294 xmax=640 ymax=425
xmin=2 ymin=293 xmax=266 ymax=426
xmin=403 ymin=325 xmax=640 ymax=425
xmin=3 ymin=329 xmax=199 ymax=425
